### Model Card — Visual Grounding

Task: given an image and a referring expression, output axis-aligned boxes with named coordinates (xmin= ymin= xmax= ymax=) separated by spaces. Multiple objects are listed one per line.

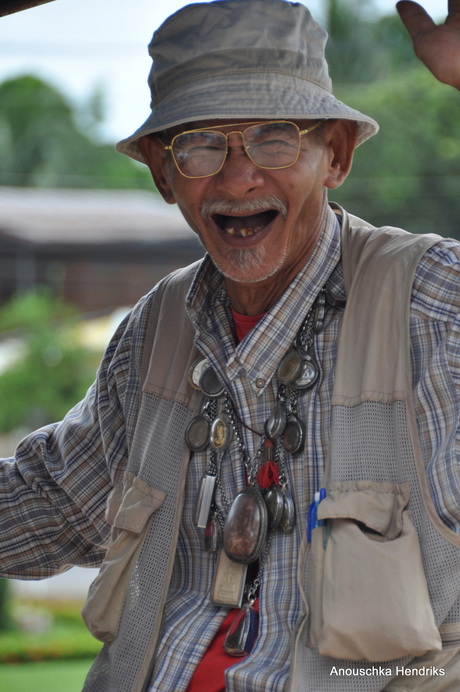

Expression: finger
xmin=396 ymin=1 xmax=436 ymax=39
xmin=447 ymin=0 xmax=460 ymax=24
xmin=448 ymin=0 xmax=460 ymax=16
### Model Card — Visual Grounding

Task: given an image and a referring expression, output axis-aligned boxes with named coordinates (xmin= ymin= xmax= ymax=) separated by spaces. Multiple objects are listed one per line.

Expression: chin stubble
xmin=200 ymin=196 xmax=288 ymax=283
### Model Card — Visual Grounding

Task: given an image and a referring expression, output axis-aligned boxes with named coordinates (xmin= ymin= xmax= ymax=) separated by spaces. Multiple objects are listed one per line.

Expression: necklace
xmin=185 ymin=288 xmax=328 ymax=655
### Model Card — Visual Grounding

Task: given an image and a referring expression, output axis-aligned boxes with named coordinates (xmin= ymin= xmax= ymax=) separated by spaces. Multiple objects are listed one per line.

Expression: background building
xmin=0 ymin=187 xmax=203 ymax=313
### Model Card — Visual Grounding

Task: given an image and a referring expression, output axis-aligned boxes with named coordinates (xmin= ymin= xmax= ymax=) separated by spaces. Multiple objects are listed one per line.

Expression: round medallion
xmin=199 ymin=365 xmax=225 ymax=397
xmin=185 ymin=415 xmax=210 ymax=452
xmin=223 ymin=486 xmax=267 ymax=564
xmin=210 ymin=415 xmax=232 ymax=452
xmin=189 ymin=357 xmax=210 ymax=390
xmin=295 ymin=357 xmax=319 ymax=390
xmin=265 ymin=401 xmax=287 ymax=439
xmin=279 ymin=491 xmax=296 ymax=533
xmin=277 ymin=348 xmax=304 ymax=384
xmin=283 ymin=415 xmax=305 ymax=454
xmin=264 ymin=485 xmax=284 ymax=529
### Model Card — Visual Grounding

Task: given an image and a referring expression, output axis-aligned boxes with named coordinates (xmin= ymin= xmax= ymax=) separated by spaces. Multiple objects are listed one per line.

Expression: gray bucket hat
xmin=116 ymin=0 xmax=379 ymax=164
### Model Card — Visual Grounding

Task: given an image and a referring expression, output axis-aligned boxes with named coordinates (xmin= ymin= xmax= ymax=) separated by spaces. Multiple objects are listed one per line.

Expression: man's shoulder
xmin=338 ymin=205 xmax=460 ymax=321
xmin=132 ymin=259 xmax=204 ymax=314
xmin=113 ymin=259 xmax=204 ymax=345
xmin=153 ymin=259 xmax=204 ymax=295
xmin=340 ymin=206 xmax=444 ymax=295
xmin=412 ymin=237 xmax=460 ymax=322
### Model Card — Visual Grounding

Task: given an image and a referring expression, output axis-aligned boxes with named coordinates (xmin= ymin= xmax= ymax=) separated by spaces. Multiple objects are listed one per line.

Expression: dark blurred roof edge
xmin=0 ymin=186 xmax=194 ymax=245
xmin=0 ymin=0 xmax=55 ymax=17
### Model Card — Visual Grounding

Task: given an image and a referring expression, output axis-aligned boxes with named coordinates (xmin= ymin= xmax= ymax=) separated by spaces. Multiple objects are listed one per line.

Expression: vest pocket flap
xmin=317 ymin=480 xmax=410 ymax=540
xmin=113 ymin=475 xmax=166 ymax=533
xmin=82 ymin=475 xmax=165 ymax=644
xmin=104 ymin=482 xmax=124 ymax=525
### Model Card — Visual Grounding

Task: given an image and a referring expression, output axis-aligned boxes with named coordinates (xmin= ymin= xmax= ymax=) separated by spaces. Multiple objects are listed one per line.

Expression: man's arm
xmin=397 ymin=0 xmax=460 ymax=89
xmin=0 ymin=290 xmax=153 ymax=579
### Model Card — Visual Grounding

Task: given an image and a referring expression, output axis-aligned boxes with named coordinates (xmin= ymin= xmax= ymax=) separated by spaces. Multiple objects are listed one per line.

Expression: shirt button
xmin=255 ymin=378 xmax=266 ymax=389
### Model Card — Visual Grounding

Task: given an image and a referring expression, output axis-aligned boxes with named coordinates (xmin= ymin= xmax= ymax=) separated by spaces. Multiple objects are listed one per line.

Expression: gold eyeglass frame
xmin=163 ymin=120 xmax=323 ymax=179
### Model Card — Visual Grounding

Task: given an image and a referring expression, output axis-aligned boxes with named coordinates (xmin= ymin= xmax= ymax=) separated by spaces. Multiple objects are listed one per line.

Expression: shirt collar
xmin=186 ymin=204 xmax=342 ymax=395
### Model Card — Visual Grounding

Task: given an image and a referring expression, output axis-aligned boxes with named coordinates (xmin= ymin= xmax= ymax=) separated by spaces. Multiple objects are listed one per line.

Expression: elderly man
xmin=1 ymin=1 xmax=460 ymax=691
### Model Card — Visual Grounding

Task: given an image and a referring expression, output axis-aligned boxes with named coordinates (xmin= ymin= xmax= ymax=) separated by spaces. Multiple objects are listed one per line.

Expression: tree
xmin=0 ymin=579 xmax=14 ymax=632
xmin=0 ymin=75 xmax=152 ymax=189
xmin=0 ymin=290 xmax=98 ymax=433
xmin=325 ymin=0 xmax=420 ymax=84
xmin=325 ymin=0 xmax=380 ymax=84
xmin=319 ymin=1 xmax=459 ymax=239
xmin=332 ymin=68 xmax=460 ymax=239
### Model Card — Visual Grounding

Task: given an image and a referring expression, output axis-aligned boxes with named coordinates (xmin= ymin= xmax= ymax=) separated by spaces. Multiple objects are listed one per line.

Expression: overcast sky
xmin=0 ymin=0 xmax=448 ymax=144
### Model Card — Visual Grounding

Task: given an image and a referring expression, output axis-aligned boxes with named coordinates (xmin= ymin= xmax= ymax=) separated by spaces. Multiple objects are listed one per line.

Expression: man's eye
xmin=252 ymin=139 xmax=292 ymax=151
xmin=184 ymin=144 xmax=224 ymax=157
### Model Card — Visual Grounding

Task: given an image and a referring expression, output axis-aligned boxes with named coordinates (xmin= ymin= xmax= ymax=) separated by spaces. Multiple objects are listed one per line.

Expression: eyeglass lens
xmin=172 ymin=121 xmax=301 ymax=177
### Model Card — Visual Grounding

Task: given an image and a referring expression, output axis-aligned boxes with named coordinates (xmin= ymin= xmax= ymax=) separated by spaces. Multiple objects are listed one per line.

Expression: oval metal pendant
xmin=295 ymin=357 xmax=320 ymax=390
xmin=223 ymin=486 xmax=267 ymax=564
xmin=210 ymin=415 xmax=232 ymax=452
xmin=277 ymin=348 xmax=303 ymax=384
xmin=265 ymin=401 xmax=287 ymax=439
xmin=283 ymin=415 xmax=305 ymax=454
xmin=204 ymin=514 xmax=223 ymax=553
xmin=264 ymin=485 xmax=284 ymax=529
xmin=185 ymin=415 xmax=210 ymax=451
xmin=199 ymin=365 xmax=225 ymax=397
xmin=279 ymin=490 xmax=296 ymax=533
xmin=189 ymin=357 xmax=209 ymax=390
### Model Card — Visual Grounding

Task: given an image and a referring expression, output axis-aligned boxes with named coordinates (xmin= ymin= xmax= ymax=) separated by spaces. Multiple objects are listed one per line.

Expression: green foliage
xmin=321 ymin=1 xmax=459 ymax=239
xmin=0 ymin=290 xmax=97 ymax=433
xmin=0 ymin=291 xmax=74 ymax=332
xmin=0 ymin=600 xmax=101 ymax=663
xmin=332 ymin=68 xmax=460 ymax=239
xmin=0 ymin=659 xmax=92 ymax=692
xmin=0 ymin=581 xmax=14 ymax=633
xmin=0 ymin=75 xmax=152 ymax=189
xmin=325 ymin=1 xmax=422 ymax=84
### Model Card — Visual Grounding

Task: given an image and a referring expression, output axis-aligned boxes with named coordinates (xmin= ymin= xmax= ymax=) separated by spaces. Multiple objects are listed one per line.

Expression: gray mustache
xmin=201 ymin=196 xmax=287 ymax=220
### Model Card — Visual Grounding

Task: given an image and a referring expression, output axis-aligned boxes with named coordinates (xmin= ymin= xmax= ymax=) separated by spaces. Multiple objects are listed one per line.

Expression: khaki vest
xmin=82 ymin=209 xmax=460 ymax=692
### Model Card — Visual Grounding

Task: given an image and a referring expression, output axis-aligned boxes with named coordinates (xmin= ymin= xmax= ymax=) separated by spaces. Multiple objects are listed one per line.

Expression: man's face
xmin=140 ymin=119 xmax=356 ymax=305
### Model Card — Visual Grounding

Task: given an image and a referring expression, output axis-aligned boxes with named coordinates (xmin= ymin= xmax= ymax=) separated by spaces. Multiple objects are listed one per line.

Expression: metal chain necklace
xmin=185 ymin=288 xmax=327 ymax=656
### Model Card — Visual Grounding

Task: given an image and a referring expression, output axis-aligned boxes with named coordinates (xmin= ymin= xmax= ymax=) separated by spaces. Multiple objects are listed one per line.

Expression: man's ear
xmin=138 ymin=136 xmax=176 ymax=204
xmin=322 ymin=120 xmax=358 ymax=190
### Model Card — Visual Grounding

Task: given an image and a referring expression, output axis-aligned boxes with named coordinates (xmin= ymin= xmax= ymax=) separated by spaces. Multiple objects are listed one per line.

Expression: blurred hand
xmin=397 ymin=0 xmax=460 ymax=89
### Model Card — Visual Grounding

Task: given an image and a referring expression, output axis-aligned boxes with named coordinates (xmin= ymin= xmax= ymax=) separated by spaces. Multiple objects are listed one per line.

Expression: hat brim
xmin=116 ymin=72 xmax=379 ymax=164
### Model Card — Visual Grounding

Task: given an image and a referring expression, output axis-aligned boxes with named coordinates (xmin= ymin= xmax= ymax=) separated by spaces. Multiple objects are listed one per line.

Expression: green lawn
xmin=0 ymin=659 xmax=93 ymax=691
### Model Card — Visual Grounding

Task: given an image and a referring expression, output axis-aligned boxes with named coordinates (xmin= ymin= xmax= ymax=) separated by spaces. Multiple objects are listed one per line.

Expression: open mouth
xmin=213 ymin=210 xmax=278 ymax=238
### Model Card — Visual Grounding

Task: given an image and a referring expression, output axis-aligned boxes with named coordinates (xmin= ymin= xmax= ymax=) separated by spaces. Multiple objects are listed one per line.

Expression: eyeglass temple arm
xmin=298 ymin=121 xmax=323 ymax=136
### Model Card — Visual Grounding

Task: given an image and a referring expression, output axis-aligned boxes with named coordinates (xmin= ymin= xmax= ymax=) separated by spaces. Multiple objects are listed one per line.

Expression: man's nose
xmin=215 ymin=132 xmax=265 ymax=193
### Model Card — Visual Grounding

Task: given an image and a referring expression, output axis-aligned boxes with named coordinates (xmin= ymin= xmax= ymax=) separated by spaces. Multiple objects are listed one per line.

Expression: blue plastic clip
xmin=307 ymin=488 xmax=327 ymax=542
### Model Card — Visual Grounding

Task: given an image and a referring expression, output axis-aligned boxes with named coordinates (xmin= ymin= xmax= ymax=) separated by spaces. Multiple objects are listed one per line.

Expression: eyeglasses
xmin=164 ymin=120 xmax=322 ymax=179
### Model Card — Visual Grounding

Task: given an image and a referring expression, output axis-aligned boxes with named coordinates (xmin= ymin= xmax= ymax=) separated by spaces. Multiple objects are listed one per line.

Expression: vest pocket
xmin=308 ymin=480 xmax=442 ymax=661
xmin=81 ymin=472 xmax=166 ymax=644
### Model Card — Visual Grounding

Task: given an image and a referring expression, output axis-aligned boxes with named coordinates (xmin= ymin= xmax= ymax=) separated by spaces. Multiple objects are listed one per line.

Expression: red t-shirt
xmin=186 ymin=308 xmax=265 ymax=692
xmin=231 ymin=308 xmax=266 ymax=343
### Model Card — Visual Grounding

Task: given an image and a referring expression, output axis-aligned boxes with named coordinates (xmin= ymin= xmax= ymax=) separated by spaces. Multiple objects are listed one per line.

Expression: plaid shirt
xmin=148 ymin=209 xmax=460 ymax=691
xmin=0 ymin=207 xmax=459 ymax=691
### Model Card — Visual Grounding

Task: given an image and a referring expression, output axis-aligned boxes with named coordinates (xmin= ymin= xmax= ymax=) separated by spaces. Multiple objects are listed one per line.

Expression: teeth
xmin=224 ymin=225 xmax=263 ymax=237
